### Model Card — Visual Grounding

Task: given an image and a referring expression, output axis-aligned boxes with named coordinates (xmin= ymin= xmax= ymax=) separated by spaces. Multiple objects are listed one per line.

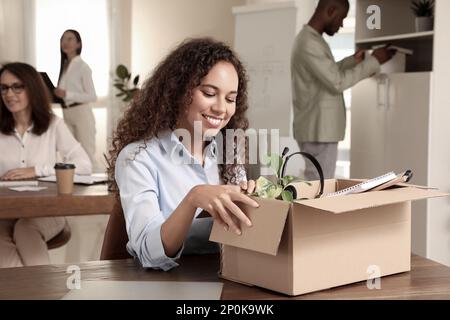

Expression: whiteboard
xmin=233 ymin=1 xmax=299 ymax=136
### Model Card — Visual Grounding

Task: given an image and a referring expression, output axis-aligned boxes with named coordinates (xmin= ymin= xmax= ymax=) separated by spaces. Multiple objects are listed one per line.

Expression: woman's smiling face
xmin=179 ymin=61 xmax=238 ymax=139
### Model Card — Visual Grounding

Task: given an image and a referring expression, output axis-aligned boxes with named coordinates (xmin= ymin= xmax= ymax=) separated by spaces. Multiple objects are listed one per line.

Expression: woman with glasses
xmin=54 ymin=29 xmax=97 ymax=167
xmin=0 ymin=62 xmax=92 ymax=268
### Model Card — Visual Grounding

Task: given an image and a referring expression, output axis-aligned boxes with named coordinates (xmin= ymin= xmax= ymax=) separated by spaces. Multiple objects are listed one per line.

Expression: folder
xmin=39 ymin=72 xmax=65 ymax=105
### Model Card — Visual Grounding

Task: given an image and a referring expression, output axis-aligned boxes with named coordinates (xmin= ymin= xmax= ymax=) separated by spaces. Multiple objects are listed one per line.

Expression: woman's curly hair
xmin=107 ymin=38 xmax=249 ymax=191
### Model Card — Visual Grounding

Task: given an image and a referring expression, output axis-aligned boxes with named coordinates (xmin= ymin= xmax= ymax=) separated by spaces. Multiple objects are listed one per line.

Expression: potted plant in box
xmin=253 ymin=148 xmax=324 ymax=202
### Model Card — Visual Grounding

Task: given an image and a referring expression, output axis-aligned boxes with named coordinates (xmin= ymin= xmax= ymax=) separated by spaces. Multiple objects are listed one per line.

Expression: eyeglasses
xmin=0 ymin=84 xmax=25 ymax=95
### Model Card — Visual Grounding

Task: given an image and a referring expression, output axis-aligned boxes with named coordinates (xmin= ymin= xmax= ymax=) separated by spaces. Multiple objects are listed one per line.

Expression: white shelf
xmin=232 ymin=1 xmax=297 ymax=15
xmin=356 ymin=31 xmax=434 ymax=44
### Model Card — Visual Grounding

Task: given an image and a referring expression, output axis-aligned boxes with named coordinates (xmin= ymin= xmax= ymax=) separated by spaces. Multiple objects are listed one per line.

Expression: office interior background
xmin=0 ymin=0 xmax=449 ymax=268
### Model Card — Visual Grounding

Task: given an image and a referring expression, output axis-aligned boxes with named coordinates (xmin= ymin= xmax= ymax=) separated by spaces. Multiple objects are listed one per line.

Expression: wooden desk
xmin=1 ymin=254 xmax=449 ymax=300
xmin=0 ymin=182 xmax=115 ymax=219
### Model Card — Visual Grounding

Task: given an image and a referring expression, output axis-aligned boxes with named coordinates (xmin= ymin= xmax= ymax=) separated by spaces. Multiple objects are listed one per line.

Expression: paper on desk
xmin=9 ymin=186 xmax=48 ymax=192
xmin=38 ymin=173 xmax=108 ymax=185
xmin=61 ymin=280 xmax=223 ymax=300
xmin=0 ymin=180 xmax=39 ymax=187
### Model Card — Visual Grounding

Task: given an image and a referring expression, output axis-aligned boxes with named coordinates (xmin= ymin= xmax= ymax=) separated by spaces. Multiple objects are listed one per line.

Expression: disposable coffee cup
xmin=54 ymin=163 xmax=76 ymax=194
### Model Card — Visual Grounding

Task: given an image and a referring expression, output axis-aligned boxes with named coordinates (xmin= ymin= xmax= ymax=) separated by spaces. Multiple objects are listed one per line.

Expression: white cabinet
xmin=352 ymin=73 xmax=430 ymax=182
xmin=351 ymin=0 xmax=450 ymax=266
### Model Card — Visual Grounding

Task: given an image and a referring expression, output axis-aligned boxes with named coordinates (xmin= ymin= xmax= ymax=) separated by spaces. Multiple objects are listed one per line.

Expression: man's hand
xmin=0 ymin=167 xmax=36 ymax=180
xmin=54 ymin=88 xmax=66 ymax=99
xmin=354 ymin=49 xmax=367 ymax=64
xmin=372 ymin=45 xmax=397 ymax=64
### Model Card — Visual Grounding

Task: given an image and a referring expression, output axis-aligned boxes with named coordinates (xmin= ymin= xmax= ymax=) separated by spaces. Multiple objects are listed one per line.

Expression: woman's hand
xmin=0 ymin=167 xmax=36 ymax=180
xmin=188 ymin=184 xmax=259 ymax=235
xmin=239 ymin=180 xmax=256 ymax=195
xmin=54 ymin=88 xmax=66 ymax=98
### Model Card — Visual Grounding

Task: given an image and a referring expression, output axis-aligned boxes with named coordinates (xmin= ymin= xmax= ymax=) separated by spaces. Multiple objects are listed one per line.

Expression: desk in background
xmin=1 ymin=254 xmax=449 ymax=300
xmin=0 ymin=182 xmax=114 ymax=219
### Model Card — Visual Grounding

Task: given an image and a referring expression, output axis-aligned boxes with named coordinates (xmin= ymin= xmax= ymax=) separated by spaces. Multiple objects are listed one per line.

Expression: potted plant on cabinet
xmin=114 ymin=64 xmax=140 ymax=103
xmin=411 ymin=0 xmax=435 ymax=32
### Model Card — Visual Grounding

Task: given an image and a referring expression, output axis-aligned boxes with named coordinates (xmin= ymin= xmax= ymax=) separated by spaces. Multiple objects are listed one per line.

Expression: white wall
xmin=107 ymin=0 xmax=132 ymax=142
xmin=0 ymin=0 xmax=26 ymax=63
xmin=428 ymin=0 xmax=450 ymax=267
xmin=233 ymin=0 xmax=315 ymax=179
xmin=131 ymin=0 xmax=245 ymax=78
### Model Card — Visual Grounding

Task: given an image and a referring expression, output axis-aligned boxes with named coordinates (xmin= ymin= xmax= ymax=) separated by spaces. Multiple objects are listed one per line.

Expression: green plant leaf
xmin=270 ymin=155 xmax=283 ymax=178
xmin=281 ymin=190 xmax=293 ymax=203
xmin=255 ymin=176 xmax=275 ymax=196
xmin=116 ymin=65 xmax=129 ymax=79
xmin=282 ymin=175 xmax=295 ymax=187
xmin=267 ymin=185 xmax=283 ymax=199
xmin=411 ymin=0 xmax=434 ymax=17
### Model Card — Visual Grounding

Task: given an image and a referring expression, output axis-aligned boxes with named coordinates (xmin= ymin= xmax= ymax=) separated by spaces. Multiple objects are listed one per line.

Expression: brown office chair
xmin=100 ymin=199 xmax=132 ymax=260
xmin=47 ymin=219 xmax=71 ymax=249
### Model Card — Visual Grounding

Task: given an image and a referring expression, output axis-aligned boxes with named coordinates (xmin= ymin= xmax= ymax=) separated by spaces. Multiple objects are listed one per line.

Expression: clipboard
xmin=39 ymin=72 xmax=65 ymax=105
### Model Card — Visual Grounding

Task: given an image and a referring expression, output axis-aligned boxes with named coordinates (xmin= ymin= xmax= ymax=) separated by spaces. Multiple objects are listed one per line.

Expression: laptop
xmin=39 ymin=72 xmax=65 ymax=105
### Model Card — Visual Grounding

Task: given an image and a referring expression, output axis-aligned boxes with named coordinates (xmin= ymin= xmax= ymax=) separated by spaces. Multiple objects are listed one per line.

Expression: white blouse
xmin=58 ymin=56 xmax=97 ymax=105
xmin=0 ymin=115 xmax=92 ymax=177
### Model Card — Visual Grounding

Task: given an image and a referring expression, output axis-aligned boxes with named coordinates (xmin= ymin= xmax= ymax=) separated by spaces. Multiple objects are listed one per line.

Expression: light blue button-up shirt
xmin=115 ymin=130 xmax=224 ymax=271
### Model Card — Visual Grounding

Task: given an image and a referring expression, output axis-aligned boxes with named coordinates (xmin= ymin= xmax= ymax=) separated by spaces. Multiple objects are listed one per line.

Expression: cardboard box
xmin=209 ymin=179 xmax=448 ymax=296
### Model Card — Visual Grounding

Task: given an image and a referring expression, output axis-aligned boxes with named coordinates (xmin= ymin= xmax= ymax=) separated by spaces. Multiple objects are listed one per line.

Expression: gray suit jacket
xmin=291 ymin=25 xmax=380 ymax=143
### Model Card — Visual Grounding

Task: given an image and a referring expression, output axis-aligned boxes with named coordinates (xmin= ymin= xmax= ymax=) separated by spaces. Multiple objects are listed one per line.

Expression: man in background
xmin=291 ymin=0 xmax=395 ymax=179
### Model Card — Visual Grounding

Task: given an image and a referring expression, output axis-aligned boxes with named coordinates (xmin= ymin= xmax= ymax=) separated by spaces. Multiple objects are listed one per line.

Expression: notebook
xmin=326 ymin=171 xmax=398 ymax=197
xmin=39 ymin=72 xmax=65 ymax=105
xmin=61 ymin=280 xmax=223 ymax=300
xmin=371 ymin=45 xmax=414 ymax=55
xmin=371 ymin=170 xmax=413 ymax=191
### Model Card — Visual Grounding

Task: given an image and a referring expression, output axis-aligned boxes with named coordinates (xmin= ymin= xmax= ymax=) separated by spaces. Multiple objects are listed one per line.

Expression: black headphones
xmin=280 ymin=147 xmax=325 ymax=199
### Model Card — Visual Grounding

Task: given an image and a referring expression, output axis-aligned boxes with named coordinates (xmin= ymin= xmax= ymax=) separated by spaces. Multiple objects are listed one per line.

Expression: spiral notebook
xmin=326 ymin=172 xmax=398 ymax=197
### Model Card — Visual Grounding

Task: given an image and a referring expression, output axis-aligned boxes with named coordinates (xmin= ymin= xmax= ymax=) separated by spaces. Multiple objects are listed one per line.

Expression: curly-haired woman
xmin=108 ymin=38 xmax=259 ymax=271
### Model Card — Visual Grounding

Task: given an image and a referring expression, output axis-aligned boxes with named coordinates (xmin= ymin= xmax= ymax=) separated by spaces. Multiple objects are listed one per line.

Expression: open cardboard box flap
xmin=209 ymin=197 xmax=290 ymax=256
xmin=210 ymin=182 xmax=449 ymax=256
xmin=296 ymin=186 xmax=449 ymax=214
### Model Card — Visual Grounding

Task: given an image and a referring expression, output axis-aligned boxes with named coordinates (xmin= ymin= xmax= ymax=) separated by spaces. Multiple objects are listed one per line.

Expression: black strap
xmin=281 ymin=151 xmax=324 ymax=199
